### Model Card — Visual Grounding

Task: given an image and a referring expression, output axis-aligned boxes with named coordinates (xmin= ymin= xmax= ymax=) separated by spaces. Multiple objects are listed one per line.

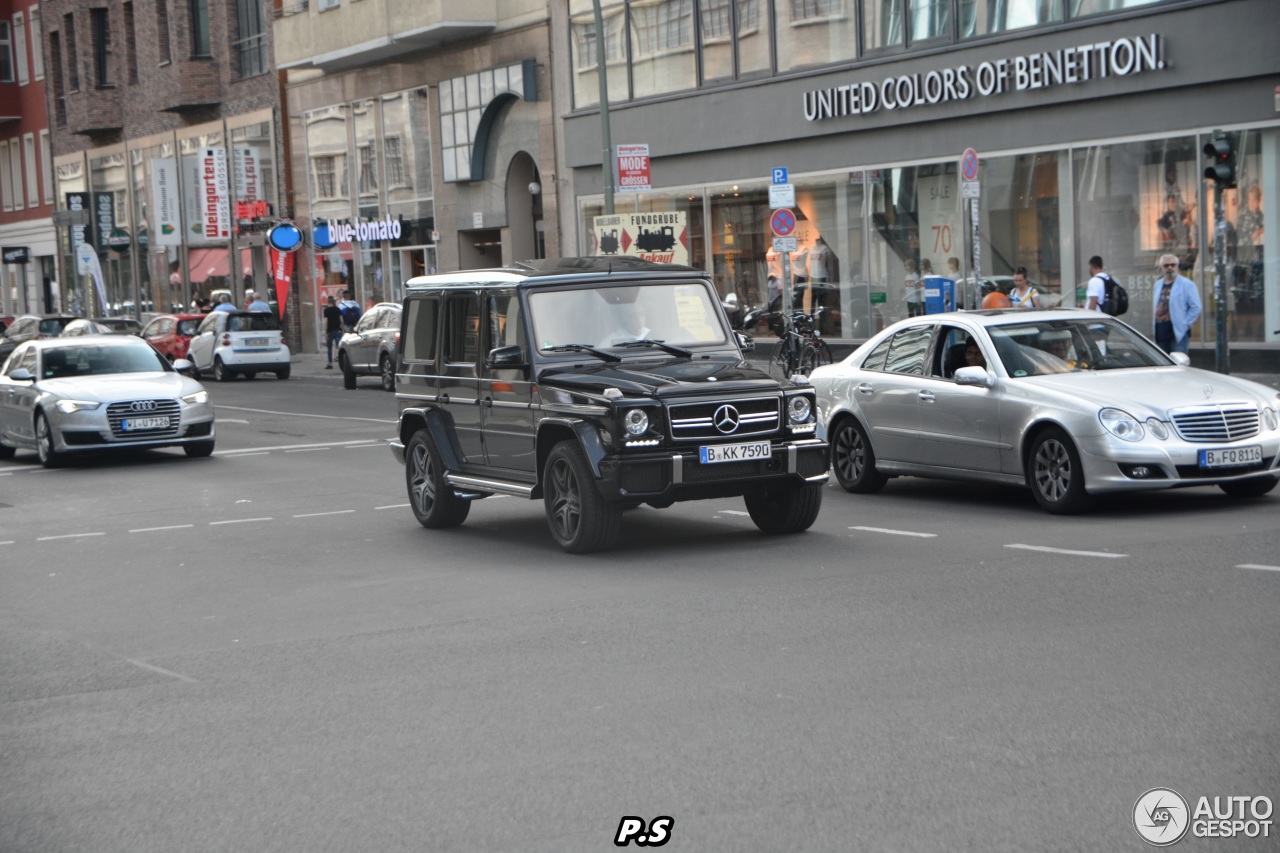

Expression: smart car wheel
xmin=744 ymin=482 xmax=823 ymax=534
xmin=340 ymin=353 xmax=357 ymax=390
xmin=213 ymin=357 xmax=233 ymax=382
xmin=543 ymin=440 xmax=620 ymax=554
xmin=0 ymin=432 xmax=15 ymax=460
xmin=275 ymin=365 xmax=291 ymax=380
xmin=1219 ymin=476 xmax=1279 ymax=498
xmin=831 ymin=417 xmax=887 ymax=493
xmin=184 ymin=440 xmax=215 ymax=458
xmin=1027 ymin=427 xmax=1092 ymax=514
xmin=379 ymin=354 xmax=396 ymax=392
xmin=35 ymin=412 xmax=64 ymax=468
xmin=405 ymin=428 xmax=469 ymax=528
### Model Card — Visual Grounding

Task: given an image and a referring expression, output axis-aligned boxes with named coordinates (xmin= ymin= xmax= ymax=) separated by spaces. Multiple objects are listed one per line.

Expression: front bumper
xmin=1075 ymin=431 xmax=1280 ymax=492
xmin=601 ymin=438 xmax=829 ymax=501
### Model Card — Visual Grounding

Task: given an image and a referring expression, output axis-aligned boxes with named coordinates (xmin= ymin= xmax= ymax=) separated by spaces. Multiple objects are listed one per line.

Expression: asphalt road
xmin=2 ymin=373 xmax=1278 ymax=852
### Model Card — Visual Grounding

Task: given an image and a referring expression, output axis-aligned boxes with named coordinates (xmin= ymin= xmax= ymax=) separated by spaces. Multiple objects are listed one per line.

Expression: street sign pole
xmin=1213 ymin=182 xmax=1230 ymax=374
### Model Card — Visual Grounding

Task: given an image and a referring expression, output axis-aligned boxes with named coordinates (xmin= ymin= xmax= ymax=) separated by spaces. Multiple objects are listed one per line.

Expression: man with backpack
xmin=1085 ymin=256 xmax=1109 ymax=312
xmin=338 ymin=289 xmax=362 ymax=332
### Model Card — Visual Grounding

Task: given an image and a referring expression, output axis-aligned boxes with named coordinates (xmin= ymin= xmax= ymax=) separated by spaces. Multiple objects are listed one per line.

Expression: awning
xmin=188 ymin=248 xmax=230 ymax=283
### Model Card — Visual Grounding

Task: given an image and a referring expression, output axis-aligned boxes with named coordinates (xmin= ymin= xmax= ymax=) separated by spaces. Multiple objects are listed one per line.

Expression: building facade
xmin=41 ymin=0 xmax=289 ymax=328
xmin=275 ymin=0 xmax=559 ymax=352
xmin=551 ymin=0 xmax=1280 ymax=369
xmin=0 ymin=0 xmax=56 ymax=318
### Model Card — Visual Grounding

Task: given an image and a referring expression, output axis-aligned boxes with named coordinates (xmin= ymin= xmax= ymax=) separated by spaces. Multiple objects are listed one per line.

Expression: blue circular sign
xmin=312 ymin=222 xmax=336 ymax=250
xmin=266 ymin=221 xmax=303 ymax=253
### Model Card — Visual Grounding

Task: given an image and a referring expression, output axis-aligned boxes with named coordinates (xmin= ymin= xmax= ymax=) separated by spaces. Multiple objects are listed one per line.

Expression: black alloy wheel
xmin=340 ymin=353 xmax=357 ymax=390
xmin=380 ymin=354 xmax=396 ymax=392
xmin=0 ymin=431 xmax=15 ymax=459
xmin=744 ymin=483 xmax=823 ymax=534
xmin=405 ymin=428 xmax=469 ymax=528
xmin=830 ymin=417 xmax=887 ymax=493
xmin=184 ymin=440 xmax=215 ymax=458
xmin=1027 ymin=427 xmax=1093 ymax=514
xmin=275 ymin=365 xmax=291 ymax=380
xmin=1219 ymin=476 xmax=1279 ymax=498
xmin=543 ymin=440 xmax=621 ymax=553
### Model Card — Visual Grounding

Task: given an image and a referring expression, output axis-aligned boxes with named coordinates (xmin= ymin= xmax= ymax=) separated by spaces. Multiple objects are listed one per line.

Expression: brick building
xmin=40 ymin=0 xmax=292 ymax=331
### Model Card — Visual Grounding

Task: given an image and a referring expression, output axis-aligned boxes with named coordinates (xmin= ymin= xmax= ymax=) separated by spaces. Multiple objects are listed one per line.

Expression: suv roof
xmin=404 ymin=257 xmax=704 ymax=292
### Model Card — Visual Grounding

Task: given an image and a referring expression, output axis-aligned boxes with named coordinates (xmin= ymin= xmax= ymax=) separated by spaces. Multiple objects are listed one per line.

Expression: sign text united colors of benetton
xmin=804 ymin=33 xmax=1166 ymax=121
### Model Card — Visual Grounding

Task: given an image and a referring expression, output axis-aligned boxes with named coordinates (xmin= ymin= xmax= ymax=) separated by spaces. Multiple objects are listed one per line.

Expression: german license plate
xmin=700 ymin=440 xmax=771 ymax=464
xmin=246 ymin=337 xmax=269 ymax=346
xmin=1199 ymin=445 xmax=1263 ymax=468
xmin=123 ymin=416 xmax=170 ymax=430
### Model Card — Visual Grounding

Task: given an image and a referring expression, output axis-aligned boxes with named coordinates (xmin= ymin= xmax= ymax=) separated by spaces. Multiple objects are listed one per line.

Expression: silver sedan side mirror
xmin=953 ymin=366 xmax=993 ymax=388
xmin=1168 ymin=352 xmax=1191 ymax=366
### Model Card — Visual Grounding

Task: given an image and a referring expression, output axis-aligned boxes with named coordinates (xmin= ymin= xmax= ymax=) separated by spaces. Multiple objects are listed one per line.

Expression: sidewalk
xmin=283 ymin=348 xmax=1280 ymax=392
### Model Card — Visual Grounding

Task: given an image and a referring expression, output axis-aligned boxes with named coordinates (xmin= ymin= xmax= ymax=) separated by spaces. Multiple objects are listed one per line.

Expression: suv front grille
xmin=1170 ymin=406 xmax=1259 ymax=443
xmin=667 ymin=396 xmax=780 ymax=442
xmin=107 ymin=399 xmax=182 ymax=439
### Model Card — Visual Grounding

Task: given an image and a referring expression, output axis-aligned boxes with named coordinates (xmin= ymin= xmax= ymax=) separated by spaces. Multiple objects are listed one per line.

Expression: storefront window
xmin=777 ymin=0 xmax=858 ymax=71
xmin=631 ymin=0 xmax=697 ymax=99
xmin=382 ymin=88 xmax=435 ymax=303
xmin=981 ymin=151 xmax=1062 ymax=302
xmin=959 ymin=0 xmax=1063 ymax=39
xmin=90 ymin=151 xmax=133 ymax=316
xmin=570 ymin=0 xmax=629 ymax=109
xmin=305 ymin=104 xmax=353 ymax=300
xmin=1219 ymin=128 xmax=1272 ymax=343
xmin=179 ymin=131 xmax=232 ymax=303
xmin=55 ymin=157 xmax=89 ymax=316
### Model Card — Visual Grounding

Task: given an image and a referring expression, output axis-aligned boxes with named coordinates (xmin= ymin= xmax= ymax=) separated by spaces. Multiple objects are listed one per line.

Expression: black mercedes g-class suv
xmin=389 ymin=257 xmax=828 ymax=553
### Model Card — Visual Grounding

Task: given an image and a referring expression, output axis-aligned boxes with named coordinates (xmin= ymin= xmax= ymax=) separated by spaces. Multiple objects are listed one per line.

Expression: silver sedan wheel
xmin=1028 ymin=427 xmax=1091 ymax=514
xmin=1032 ymin=437 xmax=1072 ymax=502
xmin=36 ymin=413 xmax=63 ymax=468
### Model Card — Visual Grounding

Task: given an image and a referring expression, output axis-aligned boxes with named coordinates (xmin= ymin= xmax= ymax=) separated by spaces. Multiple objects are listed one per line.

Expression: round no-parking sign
xmin=961 ymin=148 xmax=980 ymax=182
xmin=770 ymin=208 xmax=797 ymax=237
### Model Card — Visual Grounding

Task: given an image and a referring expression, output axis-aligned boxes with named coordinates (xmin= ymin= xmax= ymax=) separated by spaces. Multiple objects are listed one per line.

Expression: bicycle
xmin=769 ymin=307 xmax=834 ymax=378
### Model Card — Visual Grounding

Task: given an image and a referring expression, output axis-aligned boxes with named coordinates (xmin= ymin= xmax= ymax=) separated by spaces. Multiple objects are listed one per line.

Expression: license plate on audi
xmin=700 ymin=441 xmax=771 ymax=464
xmin=122 ymin=416 xmax=170 ymax=431
xmin=1199 ymin=445 xmax=1263 ymax=468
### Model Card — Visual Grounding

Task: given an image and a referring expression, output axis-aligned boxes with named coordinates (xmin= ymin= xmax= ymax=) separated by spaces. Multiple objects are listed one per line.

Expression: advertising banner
xmin=615 ymin=143 xmax=651 ymax=193
xmin=64 ymin=192 xmax=93 ymax=253
xmin=94 ymin=192 xmax=116 ymax=253
xmin=271 ymin=248 xmax=294 ymax=320
xmin=231 ymin=146 xmax=261 ymax=202
xmin=592 ymin=211 xmax=689 ymax=265
xmin=150 ymin=158 xmax=182 ymax=246
xmin=183 ymin=147 xmax=231 ymax=246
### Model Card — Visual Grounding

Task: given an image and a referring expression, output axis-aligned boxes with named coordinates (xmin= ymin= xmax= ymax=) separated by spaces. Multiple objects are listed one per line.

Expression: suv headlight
xmin=623 ymin=408 xmax=649 ymax=436
xmin=181 ymin=390 xmax=209 ymax=405
xmin=1100 ymin=407 xmax=1144 ymax=441
xmin=55 ymin=399 xmax=101 ymax=414
xmin=788 ymin=396 xmax=812 ymax=424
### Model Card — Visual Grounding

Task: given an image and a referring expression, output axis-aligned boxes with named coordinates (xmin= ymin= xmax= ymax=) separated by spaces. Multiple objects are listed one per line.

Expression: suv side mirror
xmin=735 ymin=331 xmax=755 ymax=352
xmin=485 ymin=345 xmax=528 ymax=369
xmin=9 ymin=368 xmax=33 ymax=381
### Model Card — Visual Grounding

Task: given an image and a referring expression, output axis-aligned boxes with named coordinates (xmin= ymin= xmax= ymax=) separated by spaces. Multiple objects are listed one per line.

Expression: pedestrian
xmin=322 ymin=294 xmax=343 ymax=369
xmin=1152 ymin=252 xmax=1202 ymax=354
xmin=246 ymin=291 xmax=271 ymax=312
xmin=1007 ymin=267 xmax=1039 ymax=308
xmin=904 ymin=259 xmax=923 ymax=317
xmin=213 ymin=293 xmax=236 ymax=312
xmin=337 ymin=289 xmax=362 ymax=332
xmin=1085 ymin=255 xmax=1108 ymax=312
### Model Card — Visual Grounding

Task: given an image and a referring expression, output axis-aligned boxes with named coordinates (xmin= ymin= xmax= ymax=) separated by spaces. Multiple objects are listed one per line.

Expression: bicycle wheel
xmin=797 ymin=343 xmax=818 ymax=375
xmin=813 ymin=339 xmax=834 ymax=366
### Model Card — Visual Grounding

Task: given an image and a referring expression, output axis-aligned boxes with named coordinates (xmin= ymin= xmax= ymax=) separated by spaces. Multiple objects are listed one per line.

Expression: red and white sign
xmin=271 ymin=248 xmax=294 ymax=320
xmin=616 ymin=143 xmax=651 ymax=193
xmin=770 ymin=208 xmax=797 ymax=237
xmin=199 ymin=147 xmax=230 ymax=241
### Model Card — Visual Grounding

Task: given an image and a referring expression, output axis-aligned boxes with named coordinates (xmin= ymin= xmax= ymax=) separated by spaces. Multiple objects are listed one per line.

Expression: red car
xmin=140 ymin=313 xmax=207 ymax=362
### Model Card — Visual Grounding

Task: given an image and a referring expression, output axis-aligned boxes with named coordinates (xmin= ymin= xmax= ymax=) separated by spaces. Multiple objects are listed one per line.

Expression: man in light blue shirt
xmin=1152 ymin=253 xmax=1201 ymax=354
xmin=246 ymin=291 xmax=271 ymax=312
xmin=213 ymin=293 xmax=237 ymax=313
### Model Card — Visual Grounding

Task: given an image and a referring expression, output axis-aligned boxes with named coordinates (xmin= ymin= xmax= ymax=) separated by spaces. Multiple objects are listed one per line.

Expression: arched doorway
xmin=506 ymin=153 xmax=544 ymax=263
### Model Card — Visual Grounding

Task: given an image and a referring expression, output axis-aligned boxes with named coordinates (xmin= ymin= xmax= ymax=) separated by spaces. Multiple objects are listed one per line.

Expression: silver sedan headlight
xmin=788 ymin=396 xmax=811 ymax=424
xmin=181 ymin=390 xmax=209 ymax=405
xmin=55 ymin=400 xmax=102 ymax=414
xmin=623 ymin=408 xmax=649 ymax=436
xmin=1100 ymin=407 xmax=1144 ymax=442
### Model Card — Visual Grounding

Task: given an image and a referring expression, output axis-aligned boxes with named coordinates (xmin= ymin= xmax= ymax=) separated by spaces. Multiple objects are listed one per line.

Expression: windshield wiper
xmin=541 ymin=344 xmax=622 ymax=363
xmin=612 ymin=339 xmax=693 ymax=358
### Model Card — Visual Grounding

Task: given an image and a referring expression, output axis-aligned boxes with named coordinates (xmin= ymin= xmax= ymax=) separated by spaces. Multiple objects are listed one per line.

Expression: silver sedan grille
xmin=1170 ymin=405 xmax=1260 ymax=443
xmin=106 ymin=399 xmax=182 ymax=439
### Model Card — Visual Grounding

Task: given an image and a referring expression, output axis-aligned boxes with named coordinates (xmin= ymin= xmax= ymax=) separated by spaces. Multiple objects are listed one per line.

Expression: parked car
xmin=0 ymin=335 xmax=215 ymax=467
xmin=0 ymin=315 xmax=79 ymax=363
xmin=389 ymin=256 xmax=828 ymax=553
xmin=186 ymin=310 xmax=291 ymax=381
xmin=811 ymin=309 xmax=1280 ymax=513
xmin=338 ymin=302 xmax=401 ymax=391
xmin=61 ymin=318 xmax=143 ymax=337
xmin=140 ymin=314 xmax=207 ymax=362
xmin=94 ymin=317 xmax=144 ymax=335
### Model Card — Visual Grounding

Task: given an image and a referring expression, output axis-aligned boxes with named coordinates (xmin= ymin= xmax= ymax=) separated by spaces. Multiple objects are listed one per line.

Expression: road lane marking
xmin=851 ymin=526 xmax=937 ymax=538
xmin=130 ymin=525 xmax=196 ymax=533
xmin=1005 ymin=544 xmax=1127 ymax=559
xmin=346 ymin=443 xmax=385 ymax=449
xmin=718 ymin=510 xmax=751 ymax=516
xmin=209 ymin=517 xmax=274 ymax=526
xmin=124 ymin=658 xmax=196 ymax=683
xmin=219 ymin=418 xmax=251 ymax=424
xmin=216 ymin=405 xmax=395 ymax=425
xmin=1237 ymin=564 xmax=1280 ymax=572
xmin=284 ymin=447 xmax=327 ymax=453
xmin=217 ymin=440 xmax=386 ymax=455
xmin=376 ymin=503 xmax=410 ymax=510
xmin=294 ymin=510 xmax=356 ymax=518
xmin=0 ymin=540 xmax=13 ymax=546
xmin=36 ymin=532 xmax=106 ymax=541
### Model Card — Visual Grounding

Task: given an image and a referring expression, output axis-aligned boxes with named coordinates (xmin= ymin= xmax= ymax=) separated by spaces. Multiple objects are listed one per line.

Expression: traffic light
xmin=1203 ymin=136 xmax=1237 ymax=188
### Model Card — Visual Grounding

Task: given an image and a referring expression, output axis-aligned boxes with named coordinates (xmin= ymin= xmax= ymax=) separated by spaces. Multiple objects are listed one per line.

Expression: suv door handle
xmin=480 ymin=397 xmax=493 ymax=408
xmin=439 ymin=393 xmax=449 ymax=403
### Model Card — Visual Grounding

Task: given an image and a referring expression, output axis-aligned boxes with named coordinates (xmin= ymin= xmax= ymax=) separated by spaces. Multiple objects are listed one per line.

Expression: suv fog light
xmin=624 ymin=409 xmax=649 ymax=436
xmin=788 ymin=396 xmax=811 ymax=424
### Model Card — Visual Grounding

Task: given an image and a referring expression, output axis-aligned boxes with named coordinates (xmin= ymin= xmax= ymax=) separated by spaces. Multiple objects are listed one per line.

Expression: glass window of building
xmin=353 ymin=99 xmax=384 ymax=304
xmin=91 ymin=152 xmax=133 ymax=315
xmin=777 ymin=0 xmax=857 ymax=71
xmin=190 ymin=0 xmax=211 ymax=56
xmin=179 ymin=131 xmax=232 ymax=303
xmin=1069 ymin=0 xmax=1166 ymax=17
xmin=862 ymin=0 xmax=905 ymax=51
xmin=959 ymin=0 xmax=1063 ymax=39
xmin=233 ymin=0 xmax=268 ymax=78
xmin=305 ymin=104 xmax=353 ymax=299
xmin=0 ymin=22 xmax=11 ymax=84
xmin=91 ymin=8 xmax=113 ymax=87
xmin=630 ymin=0 xmax=696 ymax=99
xmin=382 ymin=88 xmax=436 ymax=302
xmin=569 ymin=0 xmax=629 ymax=109
xmin=980 ymin=151 xmax=1063 ymax=304
xmin=1223 ymin=129 xmax=1271 ymax=344
xmin=700 ymin=0 xmax=772 ymax=81
xmin=909 ymin=0 xmax=951 ymax=43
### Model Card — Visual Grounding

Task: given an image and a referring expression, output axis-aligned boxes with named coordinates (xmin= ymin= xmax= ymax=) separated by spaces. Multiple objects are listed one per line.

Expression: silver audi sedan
xmin=0 ymin=336 xmax=216 ymax=467
xmin=811 ymin=309 xmax=1280 ymax=513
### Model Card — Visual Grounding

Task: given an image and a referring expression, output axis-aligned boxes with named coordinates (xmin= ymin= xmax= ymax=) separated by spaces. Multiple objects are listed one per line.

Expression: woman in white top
xmin=1007 ymin=267 xmax=1039 ymax=309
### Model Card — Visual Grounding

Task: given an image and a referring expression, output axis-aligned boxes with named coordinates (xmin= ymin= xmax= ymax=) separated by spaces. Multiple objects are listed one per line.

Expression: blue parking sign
xmin=772 ymin=168 xmax=788 ymax=185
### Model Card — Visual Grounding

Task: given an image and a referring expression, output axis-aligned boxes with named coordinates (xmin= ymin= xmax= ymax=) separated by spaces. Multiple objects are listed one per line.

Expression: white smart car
xmin=187 ymin=310 xmax=291 ymax=381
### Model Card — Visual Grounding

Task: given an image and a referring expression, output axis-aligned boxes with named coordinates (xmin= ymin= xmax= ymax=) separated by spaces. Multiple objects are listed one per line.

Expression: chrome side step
xmin=445 ymin=473 xmax=535 ymax=499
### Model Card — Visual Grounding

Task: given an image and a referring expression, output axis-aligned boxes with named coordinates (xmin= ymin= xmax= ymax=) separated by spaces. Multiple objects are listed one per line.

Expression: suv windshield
xmin=988 ymin=318 xmax=1172 ymax=376
xmin=529 ymin=282 xmax=728 ymax=352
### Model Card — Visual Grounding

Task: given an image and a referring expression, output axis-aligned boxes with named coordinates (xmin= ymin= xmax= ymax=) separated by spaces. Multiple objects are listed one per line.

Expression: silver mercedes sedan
xmin=810 ymin=309 xmax=1280 ymax=513
xmin=0 ymin=336 xmax=216 ymax=467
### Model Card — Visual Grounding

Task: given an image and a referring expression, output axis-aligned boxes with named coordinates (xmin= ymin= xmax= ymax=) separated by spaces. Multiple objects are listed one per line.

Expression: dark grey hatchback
xmin=388 ymin=257 xmax=829 ymax=553
xmin=338 ymin=302 xmax=401 ymax=391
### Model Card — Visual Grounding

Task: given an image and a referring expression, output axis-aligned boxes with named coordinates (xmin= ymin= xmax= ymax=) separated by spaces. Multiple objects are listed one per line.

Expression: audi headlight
xmin=1263 ymin=407 xmax=1278 ymax=432
xmin=55 ymin=399 xmax=101 ymax=414
xmin=1100 ymin=408 xmax=1144 ymax=441
xmin=181 ymin=390 xmax=209 ymax=405
xmin=1145 ymin=417 xmax=1170 ymax=440
xmin=623 ymin=408 xmax=649 ymax=436
xmin=788 ymin=396 xmax=812 ymax=424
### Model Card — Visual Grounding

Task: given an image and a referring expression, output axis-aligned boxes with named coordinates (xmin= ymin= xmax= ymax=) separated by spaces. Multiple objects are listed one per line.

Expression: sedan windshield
xmin=987 ymin=318 xmax=1172 ymax=377
xmin=41 ymin=344 xmax=169 ymax=378
xmin=529 ymin=282 xmax=728 ymax=352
